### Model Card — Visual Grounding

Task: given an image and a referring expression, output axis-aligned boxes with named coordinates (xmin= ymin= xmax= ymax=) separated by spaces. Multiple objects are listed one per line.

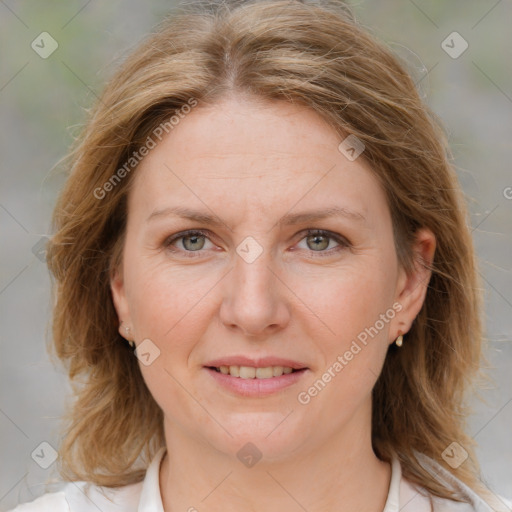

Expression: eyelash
xmin=163 ymin=229 xmax=350 ymax=259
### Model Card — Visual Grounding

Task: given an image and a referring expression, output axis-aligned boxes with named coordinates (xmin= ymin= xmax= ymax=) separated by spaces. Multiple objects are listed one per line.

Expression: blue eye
xmin=164 ymin=229 xmax=349 ymax=258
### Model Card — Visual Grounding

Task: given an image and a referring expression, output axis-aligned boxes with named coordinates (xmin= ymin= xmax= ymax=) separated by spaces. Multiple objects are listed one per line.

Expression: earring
xmin=395 ymin=333 xmax=403 ymax=347
xmin=121 ymin=323 xmax=136 ymax=349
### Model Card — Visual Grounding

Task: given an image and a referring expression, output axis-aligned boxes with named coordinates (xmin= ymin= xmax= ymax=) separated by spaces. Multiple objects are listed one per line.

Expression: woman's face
xmin=111 ymin=94 xmax=434 ymax=461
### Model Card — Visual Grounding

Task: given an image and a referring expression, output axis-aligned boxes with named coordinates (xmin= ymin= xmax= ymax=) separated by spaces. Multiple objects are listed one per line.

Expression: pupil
xmin=184 ymin=234 xmax=204 ymax=251
xmin=309 ymin=234 xmax=328 ymax=251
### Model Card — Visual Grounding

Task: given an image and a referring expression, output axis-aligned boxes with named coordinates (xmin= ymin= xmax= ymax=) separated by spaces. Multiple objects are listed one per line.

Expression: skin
xmin=111 ymin=93 xmax=436 ymax=512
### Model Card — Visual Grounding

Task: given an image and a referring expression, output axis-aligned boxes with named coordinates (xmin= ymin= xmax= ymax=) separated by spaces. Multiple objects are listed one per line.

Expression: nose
xmin=219 ymin=248 xmax=291 ymax=338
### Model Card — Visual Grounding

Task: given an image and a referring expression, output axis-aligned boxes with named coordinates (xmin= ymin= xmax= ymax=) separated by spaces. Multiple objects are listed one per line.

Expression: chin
xmin=196 ymin=412 xmax=310 ymax=463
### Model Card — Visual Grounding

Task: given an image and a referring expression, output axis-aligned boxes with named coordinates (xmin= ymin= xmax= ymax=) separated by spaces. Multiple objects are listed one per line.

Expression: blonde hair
xmin=47 ymin=0 xmax=487 ymax=502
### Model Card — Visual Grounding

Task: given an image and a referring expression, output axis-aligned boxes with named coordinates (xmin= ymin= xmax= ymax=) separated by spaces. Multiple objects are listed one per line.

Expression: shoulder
xmin=401 ymin=479 xmax=511 ymax=512
xmin=7 ymin=491 xmax=68 ymax=512
xmin=398 ymin=456 xmax=512 ymax=512
xmin=7 ymin=480 xmax=143 ymax=512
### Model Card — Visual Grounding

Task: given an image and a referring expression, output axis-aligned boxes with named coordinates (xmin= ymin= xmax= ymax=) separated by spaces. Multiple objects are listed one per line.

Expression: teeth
xmin=255 ymin=367 xmax=273 ymax=379
xmin=273 ymin=366 xmax=283 ymax=377
xmin=239 ymin=366 xmax=256 ymax=379
xmin=216 ymin=365 xmax=297 ymax=378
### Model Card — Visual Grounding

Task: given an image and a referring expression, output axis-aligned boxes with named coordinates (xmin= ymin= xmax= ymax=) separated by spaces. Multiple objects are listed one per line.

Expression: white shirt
xmin=8 ymin=447 xmax=511 ymax=512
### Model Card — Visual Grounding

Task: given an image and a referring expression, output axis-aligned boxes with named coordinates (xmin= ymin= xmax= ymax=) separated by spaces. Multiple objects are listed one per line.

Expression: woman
xmin=9 ymin=0 xmax=511 ymax=510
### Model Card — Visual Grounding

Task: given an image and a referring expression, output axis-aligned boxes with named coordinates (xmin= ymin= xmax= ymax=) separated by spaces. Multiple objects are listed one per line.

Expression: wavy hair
xmin=47 ymin=0 xmax=487 ymax=502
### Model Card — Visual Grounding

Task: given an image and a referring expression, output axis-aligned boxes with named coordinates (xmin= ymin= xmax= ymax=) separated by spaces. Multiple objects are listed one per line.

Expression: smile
xmin=205 ymin=366 xmax=308 ymax=397
xmin=211 ymin=365 xmax=298 ymax=379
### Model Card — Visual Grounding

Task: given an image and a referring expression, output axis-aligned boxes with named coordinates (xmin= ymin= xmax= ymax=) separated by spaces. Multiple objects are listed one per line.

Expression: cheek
xmin=295 ymin=263 xmax=396 ymax=413
xmin=296 ymin=268 xmax=393 ymax=421
xmin=296 ymin=259 xmax=395 ymax=343
xmin=124 ymin=255 xmax=220 ymax=347
xmin=123 ymin=260 xmax=215 ymax=409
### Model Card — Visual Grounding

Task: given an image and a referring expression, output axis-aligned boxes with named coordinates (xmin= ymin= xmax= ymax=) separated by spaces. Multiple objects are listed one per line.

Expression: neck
xmin=159 ymin=412 xmax=391 ymax=511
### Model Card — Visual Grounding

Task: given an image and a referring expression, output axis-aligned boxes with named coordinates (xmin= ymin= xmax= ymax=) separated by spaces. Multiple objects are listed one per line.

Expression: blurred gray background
xmin=1 ymin=1 xmax=511 ymax=510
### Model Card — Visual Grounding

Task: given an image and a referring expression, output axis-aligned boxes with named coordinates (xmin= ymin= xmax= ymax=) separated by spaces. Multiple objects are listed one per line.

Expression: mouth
xmin=203 ymin=363 xmax=309 ymax=397
xmin=207 ymin=365 xmax=306 ymax=379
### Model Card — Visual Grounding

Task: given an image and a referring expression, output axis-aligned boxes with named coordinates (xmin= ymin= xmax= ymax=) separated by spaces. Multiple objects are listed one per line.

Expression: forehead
xmin=130 ymin=95 xmax=388 ymax=229
xmin=157 ymin=96 xmax=338 ymax=167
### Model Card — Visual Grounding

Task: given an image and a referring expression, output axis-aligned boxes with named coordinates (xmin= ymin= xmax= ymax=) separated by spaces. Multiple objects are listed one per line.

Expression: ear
xmin=392 ymin=227 xmax=436 ymax=340
xmin=110 ymin=263 xmax=132 ymax=339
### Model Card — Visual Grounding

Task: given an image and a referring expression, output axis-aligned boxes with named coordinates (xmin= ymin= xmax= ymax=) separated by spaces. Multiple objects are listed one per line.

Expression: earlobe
xmin=110 ymin=266 xmax=131 ymax=337
xmin=394 ymin=227 xmax=436 ymax=335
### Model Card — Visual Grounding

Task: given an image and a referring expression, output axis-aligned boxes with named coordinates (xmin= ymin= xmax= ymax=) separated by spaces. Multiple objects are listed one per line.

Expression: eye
xmin=164 ymin=230 xmax=215 ymax=257
xmin=295 ymin=229 xmax=349 ymax=257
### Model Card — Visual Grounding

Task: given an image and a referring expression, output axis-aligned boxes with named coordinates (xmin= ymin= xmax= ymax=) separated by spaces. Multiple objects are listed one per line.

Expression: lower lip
xmin=204 ymin=367 xmax=308 ymax=397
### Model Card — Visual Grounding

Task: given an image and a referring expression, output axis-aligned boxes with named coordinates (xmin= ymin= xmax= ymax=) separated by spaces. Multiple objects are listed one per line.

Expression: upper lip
xmin=204 ymin=356 xmax=308 ymax=370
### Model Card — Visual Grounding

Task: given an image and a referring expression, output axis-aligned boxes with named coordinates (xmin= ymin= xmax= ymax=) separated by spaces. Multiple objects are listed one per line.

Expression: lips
xmin=204 ymin=356 xmax=308 ymax=371
xmin=203 ymin=356 xmax=309 ymax=396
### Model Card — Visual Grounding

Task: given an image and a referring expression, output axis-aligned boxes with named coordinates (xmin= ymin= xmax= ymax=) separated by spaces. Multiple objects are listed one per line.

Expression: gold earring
xmin=395 ymin=333 xmax=403 ymax=347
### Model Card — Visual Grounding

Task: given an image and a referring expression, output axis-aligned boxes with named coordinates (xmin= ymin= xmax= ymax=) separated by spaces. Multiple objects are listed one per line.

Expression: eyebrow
xmin=146 ymin=205 xmax=366 ymax=228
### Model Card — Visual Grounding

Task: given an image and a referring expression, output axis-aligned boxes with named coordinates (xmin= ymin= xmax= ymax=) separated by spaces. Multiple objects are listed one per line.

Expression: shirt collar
xmin=138 ymin=446 xmax=166 ymax=512
xmin=137 ymin=447 xmax=404 ymax=512
xmin=383 ymin=455 xmax=402 ymax=511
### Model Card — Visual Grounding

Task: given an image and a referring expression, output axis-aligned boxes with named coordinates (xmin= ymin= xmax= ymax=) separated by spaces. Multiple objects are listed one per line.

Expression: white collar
xmin=135 ymin=446 xmax=510 ymax=512
xmin=383 ymin=455 xmax=402 ymax=511
xmin=137 ymin=447 xmax=405 ymax=512
xmin=138 ymin=446 xmax=166 ymax=512
xmin=60 ymin=446 xmax=510 ymax=512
